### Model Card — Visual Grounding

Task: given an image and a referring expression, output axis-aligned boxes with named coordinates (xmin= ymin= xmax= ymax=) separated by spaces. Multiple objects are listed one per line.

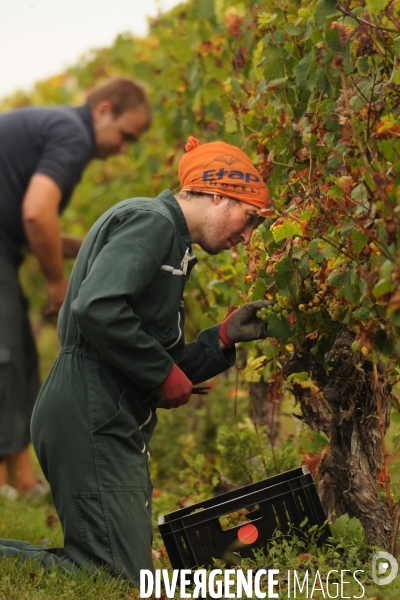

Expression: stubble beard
xmin=197 ymin=208 xmax=232 ymax=255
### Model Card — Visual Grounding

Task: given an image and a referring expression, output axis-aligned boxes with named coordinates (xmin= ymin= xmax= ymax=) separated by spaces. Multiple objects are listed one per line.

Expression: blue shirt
xmin=0 ymin=103 xmax=95 ymax=266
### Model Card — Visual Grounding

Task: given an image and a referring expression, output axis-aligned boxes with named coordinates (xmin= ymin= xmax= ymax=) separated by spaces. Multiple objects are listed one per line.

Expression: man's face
xmin=196 ymin=197 xmax=263 ymax=255
xmin=93 ymin=102 xmax=150 ymax=158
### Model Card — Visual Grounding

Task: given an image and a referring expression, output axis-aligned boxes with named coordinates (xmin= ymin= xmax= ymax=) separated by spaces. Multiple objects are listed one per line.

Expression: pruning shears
xmin=144 ymin=386 xmax=211 ymax=408
xmin=192 ymin=386 xmax=211 ymax=395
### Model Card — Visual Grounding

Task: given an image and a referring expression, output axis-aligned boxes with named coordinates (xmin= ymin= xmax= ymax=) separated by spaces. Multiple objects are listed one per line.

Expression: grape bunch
xmin=276 ymin=293 xmax=295 ymax=311
xmin=256 ymin=293 xmax=294 ymax=322
xmin=298 ymin=282 xmax=345 ymax=323
xmin=253 ymin=279 xmax=344 ymax=347
xmin=220 ymin=508 xmax=249 ymax=531
xmin=324 ymin=296 xmax=345 ymax=321
xmin=298 ymin=282 xmax=329 ymax=314
xmin=290 ymin=323 xmax=306 ymax=345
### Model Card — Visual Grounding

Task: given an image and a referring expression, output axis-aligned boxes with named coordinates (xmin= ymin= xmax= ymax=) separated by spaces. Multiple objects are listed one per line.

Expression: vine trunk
xmin=284 ymin=329 xmax=393 ymax=549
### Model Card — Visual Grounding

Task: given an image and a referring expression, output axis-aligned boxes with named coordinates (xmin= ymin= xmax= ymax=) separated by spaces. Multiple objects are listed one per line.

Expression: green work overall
xmin=0 ymin=190 xmax=235 ymax=584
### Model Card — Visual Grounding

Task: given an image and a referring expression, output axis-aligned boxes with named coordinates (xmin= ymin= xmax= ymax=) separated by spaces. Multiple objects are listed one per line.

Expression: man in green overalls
xmin=0 ymin=137 xmax=272 ymax=584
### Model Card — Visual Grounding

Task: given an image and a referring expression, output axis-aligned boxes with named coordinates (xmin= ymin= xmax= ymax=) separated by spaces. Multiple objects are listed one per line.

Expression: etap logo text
xmin=193 ymin=154 xmax=265 ymax=196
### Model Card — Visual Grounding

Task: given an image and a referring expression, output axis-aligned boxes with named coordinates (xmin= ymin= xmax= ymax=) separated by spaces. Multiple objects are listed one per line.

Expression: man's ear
xmin=91 ymin=100 xmax=113 ymax=123
xmin=212 ymin=194 xmax=224 ymax=205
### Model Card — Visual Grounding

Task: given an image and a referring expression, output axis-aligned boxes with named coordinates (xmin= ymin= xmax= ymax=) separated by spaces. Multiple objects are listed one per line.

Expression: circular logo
xmin=372 ymin=551 xmax=399 ymax=585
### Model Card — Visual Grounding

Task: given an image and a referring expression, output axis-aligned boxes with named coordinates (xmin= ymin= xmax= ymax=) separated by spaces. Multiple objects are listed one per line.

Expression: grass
xmin=0 ymin=495 xmax=135 ymax=599
xmin=1 ymin=491 xmax=400 ymax=599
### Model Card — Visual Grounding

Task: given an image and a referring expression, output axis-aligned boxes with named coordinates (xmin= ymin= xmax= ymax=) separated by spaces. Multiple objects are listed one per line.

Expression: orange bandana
xmin=178 ymin=136 xmax=269 ymax=210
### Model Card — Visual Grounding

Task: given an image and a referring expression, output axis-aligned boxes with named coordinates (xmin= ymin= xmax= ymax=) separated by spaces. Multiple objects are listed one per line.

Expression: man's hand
xmin=62 ymin=234 xmax=84 ymax=259
xmin=149 ymin=364 xmax=193 ymax=409
xmin=44 ymin=277 xmax=68 ymax=319
xmin=219 ymin=299 xmax=273 ymax=347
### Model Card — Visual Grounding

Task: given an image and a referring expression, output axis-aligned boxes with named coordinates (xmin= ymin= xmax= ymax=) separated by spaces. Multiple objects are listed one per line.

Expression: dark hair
xmin=178 ymin=190 xmax=210 ymax=200
xmin=179 ymin=190 xmax=238 ymax=204
xmin=86 ymin=77 xmax=151 ymax=119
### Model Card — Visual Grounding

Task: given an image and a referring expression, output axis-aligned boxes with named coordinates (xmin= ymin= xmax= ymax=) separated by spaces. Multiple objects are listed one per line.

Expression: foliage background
xmin=0 ymin=0 xmax=315 ymax=493
xmin=2 ymin=0 xmax=400 ymax=578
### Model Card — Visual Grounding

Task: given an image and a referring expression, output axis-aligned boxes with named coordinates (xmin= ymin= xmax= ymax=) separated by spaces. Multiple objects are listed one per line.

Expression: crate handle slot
xmin=218 ymin=505 xmax=260 ymax=532
xmin=271 ymin=503 xmax=281 ymax=528
xmin=206 ymin=526 xmax=217 ymax=551
xmin=297 ymin=494 xmax=306 ymax=512
xmin=180 ymin=535 xmax=190 ymax=558
xmin=195 ymin=529 xmax=207 ymax=554
xmin=282 ymin=500 xmax=293 ymax=525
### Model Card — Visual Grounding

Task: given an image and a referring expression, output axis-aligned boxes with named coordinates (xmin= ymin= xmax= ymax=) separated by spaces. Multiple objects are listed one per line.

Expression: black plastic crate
xmin=158 ymin=466 xmax=329 ymax=569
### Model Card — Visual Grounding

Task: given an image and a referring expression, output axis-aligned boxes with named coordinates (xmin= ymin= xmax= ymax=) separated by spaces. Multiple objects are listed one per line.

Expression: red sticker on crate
xmin=237 ymin=523 xmax=258 ymax=545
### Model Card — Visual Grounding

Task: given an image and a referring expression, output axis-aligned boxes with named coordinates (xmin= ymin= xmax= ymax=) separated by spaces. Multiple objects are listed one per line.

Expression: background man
xmin=0 ymin=136 xmax=272 ymax=583
xmin=0 ymin=77 xmax=151 ymax=498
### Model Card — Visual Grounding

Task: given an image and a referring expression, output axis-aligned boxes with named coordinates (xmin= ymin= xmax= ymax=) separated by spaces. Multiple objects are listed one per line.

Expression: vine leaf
xmin=375 ymin=330 xmax=394 ymax=355
xmin=271 ymin=218 xmax=303 ymax=242
xmin=267 ymin=313 xmax=290 ymax=344
xmin=274 ymin=257 xmax=295 ymax=290
xmin=366 ymin=0 xmax=391 ymax=16
xmin=252 ymin=278 xmax=267 ymax=301
xmin=350 ymin=229 xmax=368 ymax=255
xmin=314 ymin=0 xmax=338 ymax=27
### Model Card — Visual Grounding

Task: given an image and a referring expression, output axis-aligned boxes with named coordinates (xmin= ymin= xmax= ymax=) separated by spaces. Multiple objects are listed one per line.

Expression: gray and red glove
xmin=150 ymin=363 xmax=193 ymax=409
xmin=219 ymin=300 xmax=273 ymax=348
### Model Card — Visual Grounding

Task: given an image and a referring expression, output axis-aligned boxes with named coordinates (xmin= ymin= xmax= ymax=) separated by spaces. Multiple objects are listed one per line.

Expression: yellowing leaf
xmin=287 ymin=372 xmax=314 ymax=388
xmin=242 ymin=356 xmax=266 ymax=382
xmin=225 ymin=111 xmax=237 ymax=133
xmin=337 ymin=176 xmax=354 ymax=193
xmin=366 ymin=0 xmax=390 ymax=16
xmin=271 ymin=218 xmax=303 ymax=242
xmin=258 ymin=12 xmax=278 ymax=26
xmin=375 ymin=114 xmax=400 ymax=139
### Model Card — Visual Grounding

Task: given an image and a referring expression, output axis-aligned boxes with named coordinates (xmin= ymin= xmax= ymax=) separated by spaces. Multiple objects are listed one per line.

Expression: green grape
xmin=256 ymin=310 xmax=262 ymax=319
xmin=229 ymin=511 xmax=238 ymax=526
xmin=220 ymin=517 xmax=230 ymax=530
xmin=276 ymin=294 xmax=285 ymax=308
xmin=277 ymin=294 xmax=294 ymax=310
